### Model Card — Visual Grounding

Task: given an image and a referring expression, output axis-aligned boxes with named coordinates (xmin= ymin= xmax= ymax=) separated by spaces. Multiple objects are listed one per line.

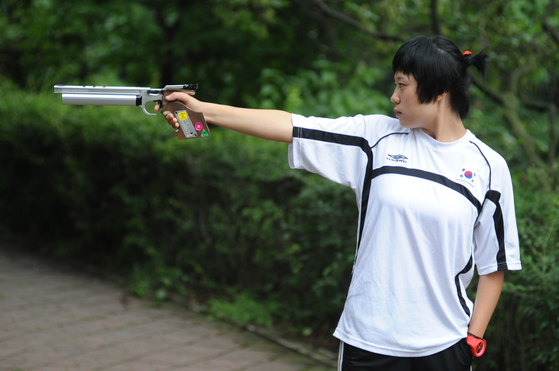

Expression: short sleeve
xmin=288 ymin=113 xmax=404 ymax=191
xmin=473 ymin=159 xmax=522 ymax=275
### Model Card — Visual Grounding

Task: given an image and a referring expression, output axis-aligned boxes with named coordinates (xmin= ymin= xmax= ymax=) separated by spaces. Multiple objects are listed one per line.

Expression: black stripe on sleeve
xmin=371 ymin=166 xmax=483 ymax=213
xmin=485 ymin=190 xmax=508 ymax=271
xmin=293 ymin=127 xmax=373 ymax=250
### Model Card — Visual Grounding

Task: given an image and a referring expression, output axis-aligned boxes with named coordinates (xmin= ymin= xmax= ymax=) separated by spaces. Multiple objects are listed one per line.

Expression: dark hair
xmin=392 ymin=35 xmax=488 ymax=119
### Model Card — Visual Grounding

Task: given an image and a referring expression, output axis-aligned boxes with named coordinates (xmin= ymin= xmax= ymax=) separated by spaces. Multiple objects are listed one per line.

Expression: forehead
xmin=393 ymin=71 xmax=416 ymax=83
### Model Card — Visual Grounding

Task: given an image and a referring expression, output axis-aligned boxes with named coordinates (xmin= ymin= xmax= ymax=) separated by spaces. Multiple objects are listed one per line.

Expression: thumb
xmin=165 ymin=91 xmax=191 ymax=103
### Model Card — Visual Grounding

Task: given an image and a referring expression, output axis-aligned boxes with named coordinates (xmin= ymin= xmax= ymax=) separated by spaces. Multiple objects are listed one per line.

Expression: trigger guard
xmin=141 ymin=102 xmax=156 ymax=116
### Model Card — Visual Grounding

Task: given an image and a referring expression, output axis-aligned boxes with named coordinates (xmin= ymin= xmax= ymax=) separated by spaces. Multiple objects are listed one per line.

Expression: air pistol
xmin=54 ymin=84 xmax=210 ymax=140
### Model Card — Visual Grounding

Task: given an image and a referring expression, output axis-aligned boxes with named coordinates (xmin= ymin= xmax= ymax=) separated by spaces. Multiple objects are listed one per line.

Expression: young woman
xmin=157 ymin=35 xmax=521 ymax=371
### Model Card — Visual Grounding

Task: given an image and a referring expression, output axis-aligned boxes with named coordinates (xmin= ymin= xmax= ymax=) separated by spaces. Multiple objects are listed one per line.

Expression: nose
xmin=390 ymin=88 xmax=400 ymax=104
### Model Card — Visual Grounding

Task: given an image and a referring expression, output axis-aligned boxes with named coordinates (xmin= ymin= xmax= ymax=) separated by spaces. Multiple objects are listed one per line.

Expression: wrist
xmin=467 ymin=332 xmax=487 ymax=357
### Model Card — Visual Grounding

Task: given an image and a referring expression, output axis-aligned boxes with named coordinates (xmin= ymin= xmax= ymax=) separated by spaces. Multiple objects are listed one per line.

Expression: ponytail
xmin=463 ymin=50 xmax=489 ymax=78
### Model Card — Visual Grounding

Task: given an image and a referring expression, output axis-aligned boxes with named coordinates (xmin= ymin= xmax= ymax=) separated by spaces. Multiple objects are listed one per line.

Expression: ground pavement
xmin=0 ymin=240 xmax=337 ymax=371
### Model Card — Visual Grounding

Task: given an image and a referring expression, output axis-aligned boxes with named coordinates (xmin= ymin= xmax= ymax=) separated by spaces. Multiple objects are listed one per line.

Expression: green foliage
xmin=0 ymin=83 xmax=356 ymax=335
xmin=209 ymin=293 xmax=279 ymax=327
xmin=211 ymin=0 xmax=289 ymax=38
xmin=129 ymin=251 xmax=190 ymax=303
xmin=246 ymin=60 xmax=392 ymax=117
xmin=478 ymin=181 xmax=559 ymax=371
xmin=0 ymin=0 xmax=333 ymax=108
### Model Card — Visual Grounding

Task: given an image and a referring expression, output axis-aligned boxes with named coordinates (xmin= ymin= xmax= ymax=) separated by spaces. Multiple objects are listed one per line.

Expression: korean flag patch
xmin=456 ymin=166 xmax=477 ymax=186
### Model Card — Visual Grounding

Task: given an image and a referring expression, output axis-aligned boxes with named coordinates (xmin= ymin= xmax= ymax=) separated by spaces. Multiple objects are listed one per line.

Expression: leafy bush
xmin=476 ymin=175 xmax=559 ymax=371
xmin=0 ymin=83 xmax=355 ymax=337
xmin=208 ymin=293 xmax=280 ymax=327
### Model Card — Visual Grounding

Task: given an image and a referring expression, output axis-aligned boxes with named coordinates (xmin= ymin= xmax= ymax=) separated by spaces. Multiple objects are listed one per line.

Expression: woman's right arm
xmin=156 ymin=92 xmax=293 ymax=143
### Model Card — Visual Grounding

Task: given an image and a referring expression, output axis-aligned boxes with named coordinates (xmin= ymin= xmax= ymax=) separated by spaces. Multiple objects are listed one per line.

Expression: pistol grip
xmin=161 ymin=95 xmax=210 ymax=140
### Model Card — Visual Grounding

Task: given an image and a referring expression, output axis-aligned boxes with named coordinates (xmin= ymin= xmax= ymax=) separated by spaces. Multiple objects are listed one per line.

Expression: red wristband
xmin=467 ymin=332 xmax=487 ymax=357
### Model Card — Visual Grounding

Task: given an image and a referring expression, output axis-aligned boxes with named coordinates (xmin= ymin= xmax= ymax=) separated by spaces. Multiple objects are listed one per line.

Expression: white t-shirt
xmin=288 ymin=113 xmax=521 ymax=357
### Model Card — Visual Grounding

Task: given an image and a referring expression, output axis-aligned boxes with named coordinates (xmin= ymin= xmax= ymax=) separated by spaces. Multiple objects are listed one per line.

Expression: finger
xmin=165 ymin=92 xmax=179 ymax=102
xmin=162 ymin=111 xmax=174 ymax=122
xmin=168 ymin=115 xmax=178 ymax=126
xmin=165 ymin=113 xmax=179 ymax=128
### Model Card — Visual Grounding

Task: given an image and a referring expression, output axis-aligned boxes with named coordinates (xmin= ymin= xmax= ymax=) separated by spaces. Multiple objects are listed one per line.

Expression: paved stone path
xmin=0 ymin=241 xmax=336 ymax=371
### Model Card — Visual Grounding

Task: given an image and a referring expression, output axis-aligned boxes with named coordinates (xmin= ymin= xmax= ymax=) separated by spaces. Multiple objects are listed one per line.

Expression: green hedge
xmin=1 ymin=84 xmax=559 ymax=370
xmin=0 ymin=84 xmax=356 ymax=335
xmin=481 ymin=175 xmax=559 ymax=371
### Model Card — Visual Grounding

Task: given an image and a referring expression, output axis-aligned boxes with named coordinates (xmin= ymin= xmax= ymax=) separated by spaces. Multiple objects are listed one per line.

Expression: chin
xmin=398 ymin=118 xmax=424 ymax=130
xmin=397 ymin=119 xmax=414 ymax=128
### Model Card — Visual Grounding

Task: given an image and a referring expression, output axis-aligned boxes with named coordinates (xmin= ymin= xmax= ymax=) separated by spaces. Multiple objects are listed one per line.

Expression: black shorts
xmin=339 ymin=339 xmax=473 ymax=371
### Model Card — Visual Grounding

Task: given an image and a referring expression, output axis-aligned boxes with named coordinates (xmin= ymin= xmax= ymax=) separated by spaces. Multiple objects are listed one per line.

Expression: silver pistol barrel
xmin=61 ymin=93 xmax=140 ymax=106
xmin=54 ymin=85 xmax=146 ymax=107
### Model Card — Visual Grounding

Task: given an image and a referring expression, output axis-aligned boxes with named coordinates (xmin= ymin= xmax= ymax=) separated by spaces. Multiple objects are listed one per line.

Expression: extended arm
xmin=156 ymin=92 xmax=293 ymax=143
xmin=468 ymin=270 xmax=505 ymax=337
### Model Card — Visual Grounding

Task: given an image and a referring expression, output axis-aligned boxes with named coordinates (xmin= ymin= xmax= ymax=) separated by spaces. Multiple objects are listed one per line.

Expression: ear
xmin=435 ymin=92 xmax=448 ymax=103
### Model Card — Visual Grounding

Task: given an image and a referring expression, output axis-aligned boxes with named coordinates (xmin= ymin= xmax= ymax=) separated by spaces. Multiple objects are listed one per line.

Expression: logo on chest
xmin=456 ymin=166 xmax=477 ymax=186
xmin=387 ymin=154 xmax=408 ymax=164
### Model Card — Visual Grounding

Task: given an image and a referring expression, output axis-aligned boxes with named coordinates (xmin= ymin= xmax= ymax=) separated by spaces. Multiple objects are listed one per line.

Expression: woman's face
xmin=391 ymin=72 xmax=439 ymax=132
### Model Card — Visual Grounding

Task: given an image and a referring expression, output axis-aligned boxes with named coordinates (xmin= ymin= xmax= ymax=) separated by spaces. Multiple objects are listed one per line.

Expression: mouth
xmin=394 ymin=108 xmax=402 ymax=118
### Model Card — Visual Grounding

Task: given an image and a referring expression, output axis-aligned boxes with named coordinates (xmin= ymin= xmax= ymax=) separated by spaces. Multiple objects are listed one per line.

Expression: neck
xmin=422 ymin=102 xmax=466 ymax=142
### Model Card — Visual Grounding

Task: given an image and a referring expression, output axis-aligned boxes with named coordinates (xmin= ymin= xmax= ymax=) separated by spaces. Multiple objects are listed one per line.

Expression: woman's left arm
xmin=468 ymin=270 xmax=505 ymax=337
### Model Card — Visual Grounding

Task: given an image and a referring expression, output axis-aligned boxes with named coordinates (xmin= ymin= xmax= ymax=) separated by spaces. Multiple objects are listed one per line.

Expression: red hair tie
xmin=463 ymin=51 xmax=472 ymax=57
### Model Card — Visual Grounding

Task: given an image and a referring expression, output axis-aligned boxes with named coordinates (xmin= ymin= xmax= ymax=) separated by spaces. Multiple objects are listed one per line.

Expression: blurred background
xmin=0 ymin=1 xmax=558 ymax=370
